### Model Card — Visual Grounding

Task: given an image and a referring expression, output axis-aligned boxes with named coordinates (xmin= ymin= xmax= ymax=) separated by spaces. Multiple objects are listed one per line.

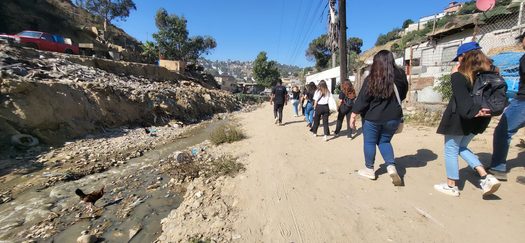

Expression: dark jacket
xmin=517 ymin=54 xmax=525 ymax=100
xmin=436 ymin=72 xmax=491 ymax=135
xmin=352 ymin=67 xmax=409 ymax=122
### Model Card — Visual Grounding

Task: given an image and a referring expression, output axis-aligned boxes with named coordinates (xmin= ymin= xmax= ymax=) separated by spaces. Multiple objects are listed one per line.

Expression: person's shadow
xmin=376 ymin=149 xmax=438 ymax=186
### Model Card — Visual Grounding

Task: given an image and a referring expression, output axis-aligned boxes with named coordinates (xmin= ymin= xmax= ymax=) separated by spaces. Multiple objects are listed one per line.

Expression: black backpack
xmin=471 ymin=72 xmax=508 ymax=116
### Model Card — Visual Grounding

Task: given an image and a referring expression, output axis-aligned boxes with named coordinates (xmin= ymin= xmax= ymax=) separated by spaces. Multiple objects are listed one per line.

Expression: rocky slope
xmin=0 ymin=44 xmax=239 ymax=149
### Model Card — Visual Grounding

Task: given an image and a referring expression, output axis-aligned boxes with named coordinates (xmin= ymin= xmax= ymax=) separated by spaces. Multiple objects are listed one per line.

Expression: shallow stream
xmin=0 ymin=118 xmax=230 ymax=242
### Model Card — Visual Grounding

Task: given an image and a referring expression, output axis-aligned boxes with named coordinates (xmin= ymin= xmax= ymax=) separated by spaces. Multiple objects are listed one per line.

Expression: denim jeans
xmin=490 ymin=99 xmax=525 ymax=172
xmin=291 ymin=99 xmax=299 ymax=115
xmin=305 ymin=102 xmax=314 ymax=125
xmin=444 ymin=134 xmax=482 ymax=180
xmin=362 ymin=119 xmax=400 ymax=169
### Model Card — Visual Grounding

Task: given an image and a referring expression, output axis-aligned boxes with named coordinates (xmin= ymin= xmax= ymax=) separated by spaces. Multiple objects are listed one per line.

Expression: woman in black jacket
xmin=350 ymin=50 xmax=407 ymax=186
xmin=334 ymin=80 xmax=356 ymax=138
xmin=434 ymin=44 xmax=501 ymax=197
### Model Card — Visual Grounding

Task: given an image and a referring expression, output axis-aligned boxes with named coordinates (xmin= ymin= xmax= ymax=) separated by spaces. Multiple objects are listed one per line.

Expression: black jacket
xmin=517 ymin=54 xmax=525 ymax=100
xmin=352 ymin=68 xmax=408 ymax=122
xmin=436 ymin=72 xmax=491 ymax=135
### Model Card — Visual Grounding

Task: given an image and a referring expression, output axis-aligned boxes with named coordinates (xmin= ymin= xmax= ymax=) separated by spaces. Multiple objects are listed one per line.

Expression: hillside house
xmin=404 ymin=1 xmax=462 ymax=35
xmin=405 ymin=8 xmax=524 ymax=103
xmin=215 ymin=75 xmax=238 ymax=92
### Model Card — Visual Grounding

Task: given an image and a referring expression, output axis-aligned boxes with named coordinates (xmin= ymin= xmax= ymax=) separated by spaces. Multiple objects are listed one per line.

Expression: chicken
xmin=75 ymin=186 xmax=104 ymax=213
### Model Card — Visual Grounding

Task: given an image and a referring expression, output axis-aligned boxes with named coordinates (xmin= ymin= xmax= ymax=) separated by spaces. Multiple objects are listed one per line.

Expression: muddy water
xmin=0 ymin=118 xmax=230 ymax=242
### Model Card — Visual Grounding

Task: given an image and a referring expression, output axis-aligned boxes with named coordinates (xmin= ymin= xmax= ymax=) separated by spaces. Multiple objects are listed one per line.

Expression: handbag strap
xmin=393 ymin=83 xmax=402 ymax=106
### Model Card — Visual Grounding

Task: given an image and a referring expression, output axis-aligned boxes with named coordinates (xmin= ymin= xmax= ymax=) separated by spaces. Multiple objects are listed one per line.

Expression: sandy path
xmin=226 ymin=103 xmax=525 ymax=242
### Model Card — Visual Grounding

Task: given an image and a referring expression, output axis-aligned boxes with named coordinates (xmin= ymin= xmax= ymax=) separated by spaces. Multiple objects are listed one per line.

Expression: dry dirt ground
xmin=223 ymin=103 xmax=525 ymax=243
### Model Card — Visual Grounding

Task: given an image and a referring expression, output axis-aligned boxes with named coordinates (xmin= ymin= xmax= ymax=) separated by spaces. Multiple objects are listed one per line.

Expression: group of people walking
xmin=270 ymin=35 xmax=525 ymax=197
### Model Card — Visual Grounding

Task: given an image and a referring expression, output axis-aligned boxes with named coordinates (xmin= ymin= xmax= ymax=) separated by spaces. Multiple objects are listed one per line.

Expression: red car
xmin=0 ymin=30 xmax=79 ymax=55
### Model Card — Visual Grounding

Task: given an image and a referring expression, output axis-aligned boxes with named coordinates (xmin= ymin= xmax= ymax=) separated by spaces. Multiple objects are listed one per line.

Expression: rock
xmin=77 ymin=234 xmax=97 ymax=243
xmin=129 ymin=226 xmax=142 ymax=240
xmin=195 ymin=191 xmax=203 ymax=198
xmin=173 ymin=151 xmax=192 ymax=164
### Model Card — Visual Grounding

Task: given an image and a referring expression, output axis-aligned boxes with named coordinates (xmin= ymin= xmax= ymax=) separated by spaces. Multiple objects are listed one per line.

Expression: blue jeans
xmin=444 ymin=134 xmax=482 ymax=180
xmin=490 ymin=99 xmax=525 ymax=172
xmin=305 ymin=102 xmax=314 ymax=125
xmin=291 ymin=99 xmax=299 ymax=115
xmin=362 ymin=119 xmax=400 ymax=169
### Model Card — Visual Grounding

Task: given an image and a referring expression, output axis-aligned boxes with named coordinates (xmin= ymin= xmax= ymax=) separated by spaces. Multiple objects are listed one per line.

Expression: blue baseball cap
xmin=453 ymin=42 xmax=481 ymax=61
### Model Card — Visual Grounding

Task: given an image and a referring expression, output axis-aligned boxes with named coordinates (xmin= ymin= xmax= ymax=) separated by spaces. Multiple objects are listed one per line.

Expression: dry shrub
xmin=210 ymin=124 xmax=246 ymax=145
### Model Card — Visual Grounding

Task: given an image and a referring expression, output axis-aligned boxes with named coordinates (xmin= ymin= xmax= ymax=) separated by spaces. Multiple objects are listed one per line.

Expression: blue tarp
xmin=491 ymin=52 xmax=523 ymax=98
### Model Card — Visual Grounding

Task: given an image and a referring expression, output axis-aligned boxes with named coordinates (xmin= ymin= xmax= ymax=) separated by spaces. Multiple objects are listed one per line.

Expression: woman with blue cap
xmin=434 ymin=42 xmax=502 ymax=197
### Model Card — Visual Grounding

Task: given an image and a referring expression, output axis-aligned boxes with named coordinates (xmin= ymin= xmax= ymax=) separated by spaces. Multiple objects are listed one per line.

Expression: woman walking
xmin=291 ymin=85 xmax=301 ymax=117
xmin=434 ymin=42 xmax=500 ymax=197
xmin=310 ymin=80 xmax=332 ymax=141
xmin=334 ymin=80 xmax=356 ymax=138
xmin=304 ymin=82 xmax=317 ymax=127
xmin=350 ymin=50 xmax=408 ymax=186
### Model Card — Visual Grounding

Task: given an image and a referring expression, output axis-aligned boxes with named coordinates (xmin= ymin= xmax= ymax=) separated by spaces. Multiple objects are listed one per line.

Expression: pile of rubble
xmin=0 ymin=44 xmax=239 ymax=146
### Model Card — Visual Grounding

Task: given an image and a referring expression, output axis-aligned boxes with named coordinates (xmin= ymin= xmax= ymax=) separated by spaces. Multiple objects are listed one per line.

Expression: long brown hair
xmin=341 ymin=80 xmax=356 ymax=99
xmin=458 ymin=50 xmax=492 ymax=86
xmin=318 ymin=80 xmax=329 ymax=96
xmin=367 ymin=50 xmax=396 ymax=99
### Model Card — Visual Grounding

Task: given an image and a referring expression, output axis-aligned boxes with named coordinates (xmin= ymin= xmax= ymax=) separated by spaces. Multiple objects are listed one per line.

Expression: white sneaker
xmin=274 ymin=118 xmax=279 ymax=124
xmin=312 ymin=132 xmax=317 ymax=137
xmin=434 ymin=183 xmax=460 ymax=197
xmin=323 ymin=135 xmax=328 ymax=141
xmin=387 ymin=165 xmax=402 ymax=186
xmin=480 ymin=174 xmax=501 ymax=196
xmin=358 ymin=168 xmax=376 ymax=180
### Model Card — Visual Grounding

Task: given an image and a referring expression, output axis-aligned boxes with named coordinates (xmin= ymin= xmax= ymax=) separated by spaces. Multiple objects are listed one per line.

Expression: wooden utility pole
xmin=338 ymin=0 xmax=348 ymax=82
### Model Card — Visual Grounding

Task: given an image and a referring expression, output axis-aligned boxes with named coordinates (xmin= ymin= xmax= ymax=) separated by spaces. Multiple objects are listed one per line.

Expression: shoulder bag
xmin=393 ymin=84 xmax=404 ymax=134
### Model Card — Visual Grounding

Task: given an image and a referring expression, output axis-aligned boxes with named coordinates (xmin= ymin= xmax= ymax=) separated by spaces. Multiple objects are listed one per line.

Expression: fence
xmin=405 ymin=2 xmax=525 ymax=103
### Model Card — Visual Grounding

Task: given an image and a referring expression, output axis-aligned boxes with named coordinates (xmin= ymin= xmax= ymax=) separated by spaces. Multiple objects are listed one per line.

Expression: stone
xmin=76 ymin=234 xmax=97 ymax=243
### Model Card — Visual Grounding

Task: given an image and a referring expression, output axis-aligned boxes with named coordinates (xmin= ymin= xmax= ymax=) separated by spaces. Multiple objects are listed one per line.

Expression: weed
xmin=209 ymin=155 xmax=245 ymax=177
xmin=210 ymin=124 xmax=246 ymax=145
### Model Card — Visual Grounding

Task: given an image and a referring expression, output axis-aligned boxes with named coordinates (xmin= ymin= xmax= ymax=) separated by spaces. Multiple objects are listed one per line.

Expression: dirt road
xmin=225 ymin=103 xmax=525 ymax=242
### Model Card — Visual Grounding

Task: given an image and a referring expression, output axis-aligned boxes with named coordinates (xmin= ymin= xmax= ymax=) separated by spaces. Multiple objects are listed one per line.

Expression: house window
xmin=442 ymin=45 xmax=459 ymax=64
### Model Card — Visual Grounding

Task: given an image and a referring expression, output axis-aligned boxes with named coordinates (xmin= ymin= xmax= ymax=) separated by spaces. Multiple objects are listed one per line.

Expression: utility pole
xmin=338 ymin=0 xmax=348 ymax=83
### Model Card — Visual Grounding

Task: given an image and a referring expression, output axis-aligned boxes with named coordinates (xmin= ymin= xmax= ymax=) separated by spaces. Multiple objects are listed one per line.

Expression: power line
xmin=287 ymin=0 xmax=321 ymax=64
xmin=289 ymin=0 xmax=326 ymax=65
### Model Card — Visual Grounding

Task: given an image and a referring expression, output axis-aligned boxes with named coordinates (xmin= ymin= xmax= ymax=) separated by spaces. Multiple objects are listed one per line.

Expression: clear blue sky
xmin=116 ymin=0 xmax=457 ymax=67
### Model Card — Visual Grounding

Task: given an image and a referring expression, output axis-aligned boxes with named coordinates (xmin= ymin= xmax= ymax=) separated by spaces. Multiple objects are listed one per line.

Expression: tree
xmin=306 ymin=34 xmax=332 ymax=70
xmin=78 ymin=0 xmax=136 ymax=31
xmin=347 ymin=37 xmax=363 ymax=54
xmin=252 ymin=52 xmax=281 ymax=88
xmin=402 ymin=19 xmax=414 ymax=29
xmin=153 ymin=8 xmax=217 ymax=62
xmin=141 ymin=41 xmax=159 ymax=64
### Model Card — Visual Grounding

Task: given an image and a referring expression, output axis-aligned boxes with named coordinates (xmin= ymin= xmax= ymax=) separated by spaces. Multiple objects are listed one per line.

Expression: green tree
xmin=141 ymin=41 xmax=158 ymax=64
xmin=402 ymin=19 xmax=414 ymax=29
xmin=306 ymin=34 xmax=332 ymax=70
xmin=347 ymin=37 xmax=363 ymax=54
xmin=153 ymin=8 xmax=217 ymax=62
xmin=375 ymin=28 xmax=402 ymax=46
xmin=78 ymin=0 xmax=136 ymax=31
xmin=253 ymin=52 xmax=281 ymax=88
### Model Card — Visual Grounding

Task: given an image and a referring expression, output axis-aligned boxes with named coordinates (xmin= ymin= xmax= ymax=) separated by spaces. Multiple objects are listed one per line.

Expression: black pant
xmin=335 ymin=104 xmax=352 ymax=135
xmin=310 ymin=104 xmax=330 ymax=135
xmin=274 ymin=103 xmax=284 ymax=123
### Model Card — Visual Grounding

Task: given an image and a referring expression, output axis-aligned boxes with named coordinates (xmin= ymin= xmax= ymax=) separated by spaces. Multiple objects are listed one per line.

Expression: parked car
xmin=0 ymin=30 xmax=79 ymax=54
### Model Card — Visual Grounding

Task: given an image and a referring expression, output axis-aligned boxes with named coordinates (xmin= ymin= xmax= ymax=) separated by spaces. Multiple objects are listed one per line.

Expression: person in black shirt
xmin=489 ymin=33 xmax=525 ymax=181
xmin=334 ymin=80 xmax=356 ymax=138
xmin=291 ymin=85 xmax=301 ymax=117
xmin=350 ymin=50 xmax=407 ymax=186
xmin=303 ymin=82 xmax=317 ymax=127
xmin=271 ymin=79 xmax=288 ymax=125
xmin=434 ymin=42 xmax=500 ymax=197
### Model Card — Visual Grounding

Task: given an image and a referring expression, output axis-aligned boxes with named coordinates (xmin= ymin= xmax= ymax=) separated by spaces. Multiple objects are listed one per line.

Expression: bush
xmin=209 ymin=155 xmax=245 ymax=177
xmin=210 ymin=124 xmax=246 ymax=145
xmin=434 ymin=74 xmax=452 ymax=101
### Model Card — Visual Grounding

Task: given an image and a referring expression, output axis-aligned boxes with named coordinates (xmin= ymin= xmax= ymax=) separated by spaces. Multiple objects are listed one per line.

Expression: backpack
xmin=471 ymin=72 xmax=508 ymax=116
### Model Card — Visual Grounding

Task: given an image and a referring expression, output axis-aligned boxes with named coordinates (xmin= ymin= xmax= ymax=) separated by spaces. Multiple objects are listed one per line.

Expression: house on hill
xmin=358 ymin=1 xmax=525 ymax=103
xmin=214 ymin=75 xmax=238 ymax=92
